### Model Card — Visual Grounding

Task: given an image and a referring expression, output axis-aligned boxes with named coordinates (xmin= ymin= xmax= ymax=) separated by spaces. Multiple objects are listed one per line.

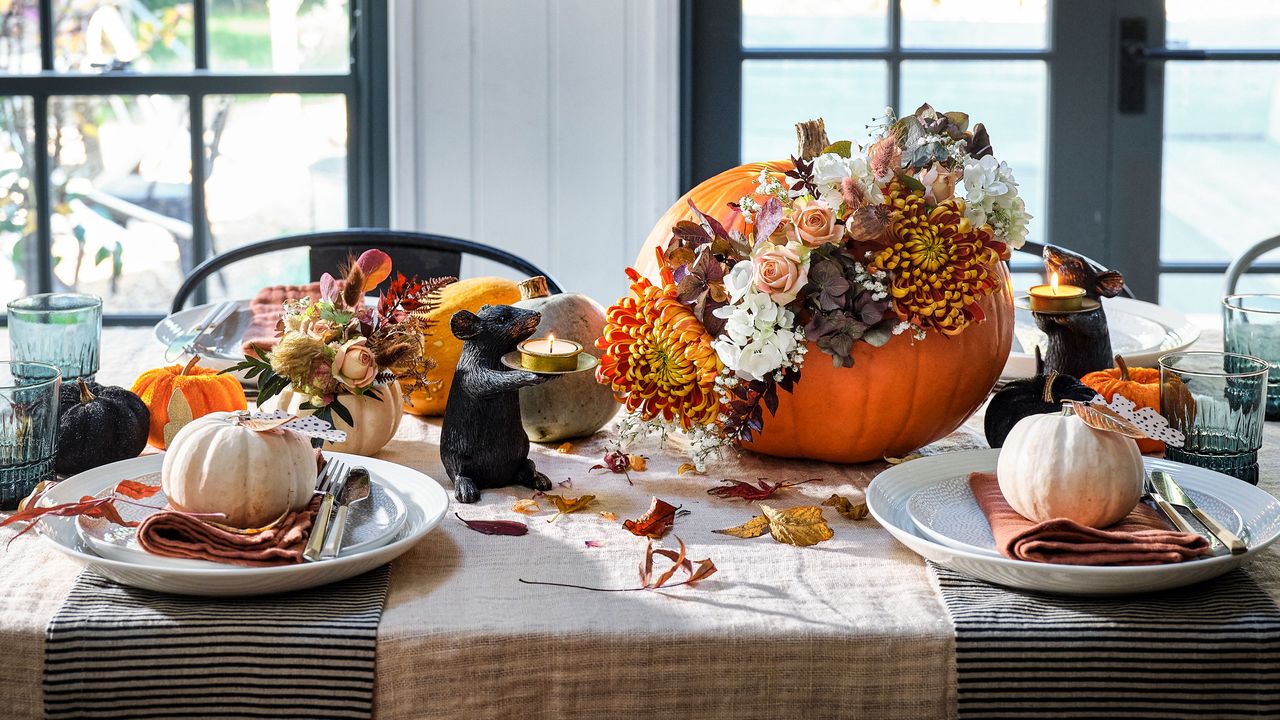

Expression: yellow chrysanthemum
xmin=596 ymin=255 xmax=723 ymax=430
xmin=869 ymin=183 xmax=1009 ymax=335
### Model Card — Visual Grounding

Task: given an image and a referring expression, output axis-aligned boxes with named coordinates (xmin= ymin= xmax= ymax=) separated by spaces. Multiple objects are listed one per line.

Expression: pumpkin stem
xmin=1060 ymin=401 xmax=1077 ymax=417
xmin=77 ymin=377 xmax=95 ymax=404
xmin=795 ymin=118 xmax=831 ymax=159
xmin=519 ymin=276 xmax=550 ymax=301
xmin=1114 ymin=354 xmax=1130 ymax=381
xmin=180 ymin=355 xmax=202 ymax=376
xmin=1042 ymin=370 xmax=1059 ymax=404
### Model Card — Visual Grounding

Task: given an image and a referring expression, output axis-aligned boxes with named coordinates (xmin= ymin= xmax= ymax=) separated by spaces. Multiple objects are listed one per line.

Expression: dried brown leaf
xmin=822 ymin=494 xmax=869 ymax=520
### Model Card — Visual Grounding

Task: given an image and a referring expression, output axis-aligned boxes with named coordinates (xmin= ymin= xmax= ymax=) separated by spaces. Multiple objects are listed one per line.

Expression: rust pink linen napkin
xmin=136 ymin=495 xmax=321 ymax=567
xmin=240 ymin=282 xmax=324 ymax=356
xmin=969 ymin=471 xmax=1211 ymax=565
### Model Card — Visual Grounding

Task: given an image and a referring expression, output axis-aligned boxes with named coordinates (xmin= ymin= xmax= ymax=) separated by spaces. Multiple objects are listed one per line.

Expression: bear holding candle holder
xmin=1025 ymin=245 xmax=1128 ymax=380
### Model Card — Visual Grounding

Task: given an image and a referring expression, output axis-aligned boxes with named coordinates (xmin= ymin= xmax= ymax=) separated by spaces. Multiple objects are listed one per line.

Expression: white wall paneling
xmin=389 ymin=0 xmax=680 ymax=305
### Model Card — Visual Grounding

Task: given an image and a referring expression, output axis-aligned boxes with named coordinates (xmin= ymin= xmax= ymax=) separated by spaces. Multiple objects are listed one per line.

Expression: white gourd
xmin=161 ymin=411 xmax=316 ymax=528
xmin=996 ymin=407 xmax=1144 ymax=528
xmin=261 ymin=382 xmax=403 ymax=456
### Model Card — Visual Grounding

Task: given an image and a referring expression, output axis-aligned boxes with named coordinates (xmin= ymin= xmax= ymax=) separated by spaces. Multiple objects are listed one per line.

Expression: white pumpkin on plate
xmin=161 ymin=411 xmax=316 ymax=528
xmin=259 ymin=382 xmax=403 ymax=457
xmin=996 ymin=406 xmax=1144 ymax=528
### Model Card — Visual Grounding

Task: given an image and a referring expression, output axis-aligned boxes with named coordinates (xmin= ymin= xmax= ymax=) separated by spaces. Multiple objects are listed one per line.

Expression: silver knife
xmin=1151 ymin=470 xmax=1248 ymax=554
xmin=304 ymin=458 xmax=346 ymax=562
xmin=1144 ymin=472 xmax=1199 ymax=537
xmin=322 ymin=468 xmax=371 ymax=559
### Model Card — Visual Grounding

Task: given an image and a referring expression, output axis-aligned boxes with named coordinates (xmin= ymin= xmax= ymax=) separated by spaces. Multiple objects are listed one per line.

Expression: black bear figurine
xmin=441 ymin=304 xmax=554 ymax=503
xmin=1032 ymin=244 xmax=1127 ymax=379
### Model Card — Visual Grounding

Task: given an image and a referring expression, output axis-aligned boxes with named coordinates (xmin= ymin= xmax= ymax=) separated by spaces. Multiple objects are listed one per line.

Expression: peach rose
xmin=752 ymin=242 xmax=809 ymax=305
xmin=787 ymin=199 xmax=844 ymax=247
xmin=332 ymin=337 xmax=379 ymax=389
xmin=918 ymin=161 xmax=960 ymax=204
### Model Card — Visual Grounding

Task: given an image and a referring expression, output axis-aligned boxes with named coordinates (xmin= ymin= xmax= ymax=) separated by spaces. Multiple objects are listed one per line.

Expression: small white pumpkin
xmin=261 ymin=382 xmax=403 ymax=456
xmin=161 ymin=411 xmax=315 ymax=528
xmin=996 ymin=406 xmax=1144 ymax=528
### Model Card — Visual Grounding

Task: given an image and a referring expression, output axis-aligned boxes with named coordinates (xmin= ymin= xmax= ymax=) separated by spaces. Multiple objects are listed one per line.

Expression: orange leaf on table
xmin=114 ymin=478 xmax=163 ymax=500
xmin=0 ymin=496 xmax=137 ymax=545
xmin=519 ymin=537 xmax=716 ymax=592
xmin=545 ymin=494 xmax=596 ymax=523
xmin=623 ymin=497 xmax=680 ymax=539
xmin=512 ymin=499 xmax=541 ymax=515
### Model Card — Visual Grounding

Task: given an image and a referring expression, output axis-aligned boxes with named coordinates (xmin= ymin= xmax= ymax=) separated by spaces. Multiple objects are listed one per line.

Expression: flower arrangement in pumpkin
xmin=227 ymin=249 xmax=455 ymax=427
xmin=598 ymin=105 xmax=1030 ymax=468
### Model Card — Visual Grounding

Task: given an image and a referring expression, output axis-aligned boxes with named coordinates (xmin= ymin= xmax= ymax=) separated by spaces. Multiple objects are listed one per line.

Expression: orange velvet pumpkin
xmin=1081 ymin=355 xmax=1164 ymax=454
xmin=635 ymin=161 xmax=1015 ymax=464
xmin=131 ymin=356 xmax=248 ymax=449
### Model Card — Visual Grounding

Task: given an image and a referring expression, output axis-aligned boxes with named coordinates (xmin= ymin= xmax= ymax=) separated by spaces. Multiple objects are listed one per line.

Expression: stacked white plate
xmin=36 ymin=452 xmax=450 ymax=597
xmin=867 ymin=449 xmax=1280 ymax=595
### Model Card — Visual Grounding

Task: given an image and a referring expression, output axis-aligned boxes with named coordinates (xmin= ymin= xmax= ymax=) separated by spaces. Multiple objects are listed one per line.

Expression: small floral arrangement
xmin=228 ymin=249 xmax=454 ymax=427
xmin=597 ymin=105 xmax=1029 ymax=468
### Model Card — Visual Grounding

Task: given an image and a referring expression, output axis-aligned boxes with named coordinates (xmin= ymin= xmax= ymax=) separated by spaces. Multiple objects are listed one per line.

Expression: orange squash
xmin=635 ymin=161 xmax=1014 ymax=463
xmin=1081 ymin=354 xmax=1164 ymax=454
xmin=401 ymin=276 xmax=522 ymax=416
xmin=131 ymin=356 xmax=248 ymax=449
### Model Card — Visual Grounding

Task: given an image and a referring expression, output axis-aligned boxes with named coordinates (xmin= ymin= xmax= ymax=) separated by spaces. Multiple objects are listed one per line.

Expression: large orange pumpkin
xmin=636 ymin=161 xmax=1014 ymax=463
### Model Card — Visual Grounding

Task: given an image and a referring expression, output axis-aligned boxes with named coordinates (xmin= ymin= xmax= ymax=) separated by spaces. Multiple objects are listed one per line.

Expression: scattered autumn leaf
xmin=0 ymin=496 xmax=137 ymax=545
xmin=822 ymin=494 xmax=869 ymax=520
xmin=713 ymin=505 xmax=834 ymax=546
xmin=455 ymin=513 xmax=528 ymax=536
xmin=628 ymin=454 xmax=648 ymax=471
xmin=545 ymin=494 xmax=596 ymax=523
xmin=590 ymin=449 xmax=634 ymax=484
xmin=706 ymin=478 xmax=818 ymax=502
xmin=556 ymin=442 xmax=574 ymax=453
xmin=713 ymin=514 xmax=771 ymax=539
xmin=512 ymin=499 xmax=541 ymax=515
xmin=623 ymin=497 xmax=680 ymax=539
xmin=599 ymin=511 xmax=618 ymax=522
xmin=885 ymin=453 xmax=923 ymax=465
xmin=519 ymin=537 xmax=716 ymax=592
xmin=113 ymin=478 xmax=163 ymax=500
xmin=677 ymin=463 xmax=700 ymax=476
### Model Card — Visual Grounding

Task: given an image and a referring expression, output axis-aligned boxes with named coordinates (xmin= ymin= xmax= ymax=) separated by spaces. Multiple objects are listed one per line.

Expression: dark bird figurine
xmin=1033 ymin=244 xmax=1127 ymax=379
xmin=441 ymin=304 xmax=553 ymax=503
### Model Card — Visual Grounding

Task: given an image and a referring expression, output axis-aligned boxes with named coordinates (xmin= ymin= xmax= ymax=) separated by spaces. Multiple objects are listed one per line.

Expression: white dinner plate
xmin=1002 ymin=296 xmax=1200 ymax=379
xmin=867 ymin=449 xmax=1280 ymax=596
xmin=153 ymin=300 xmax=254 ymax=373
xmin=37 ymin=452 xmax=449 ymax=597
xmin=75 ymin=469 xmax=408 ymax=570
xmin=907 ymin=475 xmax=1245 ymax=558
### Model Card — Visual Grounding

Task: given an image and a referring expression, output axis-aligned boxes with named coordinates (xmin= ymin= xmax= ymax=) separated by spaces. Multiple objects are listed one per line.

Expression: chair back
xmin=1224 ymin=234 xmax=1280 ymax=297
xmin=171 ymin=228 xmax=561 ymax=313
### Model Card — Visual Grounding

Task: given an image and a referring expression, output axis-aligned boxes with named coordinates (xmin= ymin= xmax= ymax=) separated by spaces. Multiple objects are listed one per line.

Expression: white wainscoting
xmin=388 ymin=0 xmax=680 ymax=306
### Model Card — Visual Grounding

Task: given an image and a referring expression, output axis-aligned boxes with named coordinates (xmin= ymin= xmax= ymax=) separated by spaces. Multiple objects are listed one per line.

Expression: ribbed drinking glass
xmin=1159 ymin=351 xmax=1268 ymax=484
xmin=0 ymin=361 xmax=60 ymax=508
xmin=1224 ymin=293 xmax=1280 ymax=419
xmin=7 ymin=293 xmax=102 ymax=383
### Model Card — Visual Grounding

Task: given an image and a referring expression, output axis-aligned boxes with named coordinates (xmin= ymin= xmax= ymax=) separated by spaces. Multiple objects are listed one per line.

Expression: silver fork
xmin=304 ymin=458 xmax=346 ymax=561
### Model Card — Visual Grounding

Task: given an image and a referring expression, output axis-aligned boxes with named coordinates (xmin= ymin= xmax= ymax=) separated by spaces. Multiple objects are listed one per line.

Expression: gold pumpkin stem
xmin=181 ymin=355 xmax=202 ymax=376
xmin=1114 ymin=354 xmax=1130 ymax=381
xmin=1042 ymin=370 xmax=1059 ymax=404
xmin=1060 ymin=401 xmax=1077 ymax=417
xmin=519 ymin=276 xmax=550 ymax=301
xmin=77 ymin=377 xmax=95 ymax=404
xmin=795 ymin=118 xmax=831 ymax=159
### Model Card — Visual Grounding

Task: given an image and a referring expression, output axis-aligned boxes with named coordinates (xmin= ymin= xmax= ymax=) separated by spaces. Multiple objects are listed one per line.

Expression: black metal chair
xmin=171 ymin=229 xmax=563 ymax=313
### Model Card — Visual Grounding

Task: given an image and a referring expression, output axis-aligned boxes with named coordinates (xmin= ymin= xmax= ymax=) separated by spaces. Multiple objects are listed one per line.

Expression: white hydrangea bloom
xmin=711 ymin=290 xmax=802 ymax=382
xmin=810 ymin=152 xmax=881 ymax=208
xmin=962 ymin=154 xmax=1023 ymax=233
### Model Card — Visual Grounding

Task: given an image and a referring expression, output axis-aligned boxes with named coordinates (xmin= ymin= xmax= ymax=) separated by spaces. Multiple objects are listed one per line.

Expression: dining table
xmin=2 ymin=325 xmax=1278 ymax=720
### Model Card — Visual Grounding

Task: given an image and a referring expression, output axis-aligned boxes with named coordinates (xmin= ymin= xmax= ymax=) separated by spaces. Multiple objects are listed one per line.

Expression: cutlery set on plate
xmin=1145 ymin=470 xmax=1248 ymax=554
xmin=163 ymin=300 xmax=240 ymax=362
xmin=305 ymin=458 xmax=373 ymax=561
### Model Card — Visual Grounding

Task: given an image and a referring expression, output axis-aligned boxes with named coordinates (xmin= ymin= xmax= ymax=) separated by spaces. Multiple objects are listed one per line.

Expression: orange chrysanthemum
xmin=869 ymin=183 xmax=1009 ymax=335
xmin=596 ymin=254 xmax=723 ymax=430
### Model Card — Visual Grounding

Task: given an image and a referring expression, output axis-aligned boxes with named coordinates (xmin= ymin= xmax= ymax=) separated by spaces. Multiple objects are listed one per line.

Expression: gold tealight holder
xmin=517 ymin=335 xmax=582 ymax=373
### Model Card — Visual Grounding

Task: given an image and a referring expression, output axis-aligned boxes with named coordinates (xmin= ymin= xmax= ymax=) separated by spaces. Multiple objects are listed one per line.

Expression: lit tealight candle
xmin=1027 ymin=272 xmax=1086 ymax=312
xmin=518 ymin=333 xmax=582 ymax=372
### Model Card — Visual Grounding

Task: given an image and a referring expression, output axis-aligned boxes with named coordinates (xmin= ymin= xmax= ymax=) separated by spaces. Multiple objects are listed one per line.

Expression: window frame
xmin=682 ymin=0 xmax=1280 ymax=301
xmin=0 ymin=0 xmax=389 ymax=325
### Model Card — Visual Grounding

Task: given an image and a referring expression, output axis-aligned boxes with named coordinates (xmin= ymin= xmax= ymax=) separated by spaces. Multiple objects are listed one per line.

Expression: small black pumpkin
xmin=984 ymin=350 xmax=1096 ymax=448
xmin=56 ymin=379 xmax=151 ymax=475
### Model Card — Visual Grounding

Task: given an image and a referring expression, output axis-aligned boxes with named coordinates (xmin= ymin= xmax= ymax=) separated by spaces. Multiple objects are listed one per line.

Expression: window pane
xmin=48 ymin=95 xmax=191 ymax=314
xmin=203 ymin=94 xmax=347 ymax=300
xmin=0 ymin=1 xmax=41 ymax=74
xmin=1160 ymin=273 xmax=1280 ymax=316
xmin=900 ymin=60 xmax=1047 ymax=240
xmin=741 ymin=60 xmax=887 ymax=161
xmin=209 ymin=0 xmax=349 ymax=72
xmin=54 ymin=0 xmax=194 ymax=72
xmin=1167 ymin=0 xmax=1280 ymax=49
xmin=742 ymin=0 xmax=887 ymax=49
xmin=900 ymin=0 xmax=1047 ymax=49
xmin=0 ymin=96 xmax=34 ymax=315
xmin=1161 ymin=61 xmax=1280 ymax=264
